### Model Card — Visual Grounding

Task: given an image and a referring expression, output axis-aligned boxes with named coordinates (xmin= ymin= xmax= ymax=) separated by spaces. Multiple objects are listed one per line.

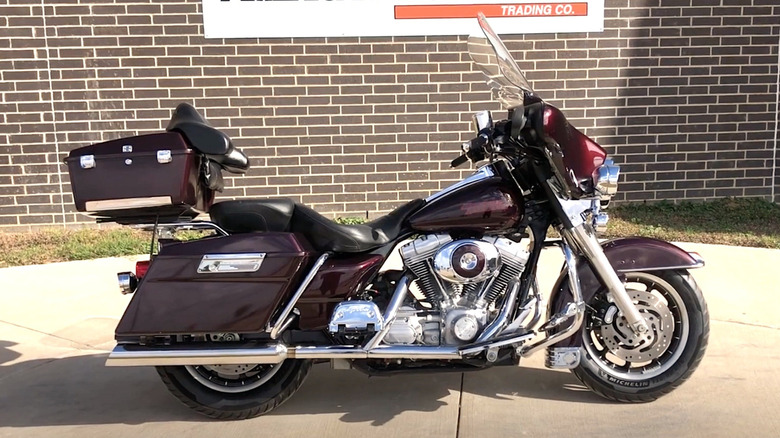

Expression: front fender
xmin=546 ymin=237 xmax=703 ymax=347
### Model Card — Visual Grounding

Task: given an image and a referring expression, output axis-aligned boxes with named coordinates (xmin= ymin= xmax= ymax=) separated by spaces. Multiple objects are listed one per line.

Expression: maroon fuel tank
xmin=409 ymin=170 xmax=522 ymax=233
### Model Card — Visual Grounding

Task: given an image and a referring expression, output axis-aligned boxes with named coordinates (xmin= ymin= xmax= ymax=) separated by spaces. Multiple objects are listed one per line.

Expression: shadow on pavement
xmin=0 ymin=341 xmax=22 ymax=366
xmin=0 ymin=351 xmax=604 ymax=428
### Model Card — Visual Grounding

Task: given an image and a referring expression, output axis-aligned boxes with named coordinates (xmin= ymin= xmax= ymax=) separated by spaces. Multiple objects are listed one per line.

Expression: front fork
xmin=519 ymin=222 xmax=647 ymax=362
xmin=561 ymin=224 xmax=649 ymax=335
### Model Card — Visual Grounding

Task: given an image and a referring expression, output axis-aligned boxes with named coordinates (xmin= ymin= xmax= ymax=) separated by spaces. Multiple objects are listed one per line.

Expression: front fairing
xmin=522 ymin=97 xmax=607 ymax=198
xmin=470 ymin=15 xmax=608 ymax=199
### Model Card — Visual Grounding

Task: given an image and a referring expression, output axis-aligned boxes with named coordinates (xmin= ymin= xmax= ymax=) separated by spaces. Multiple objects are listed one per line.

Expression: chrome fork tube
xmin=364 ymin=274 xmax=411 ymax=351
xmin=563 ymin=225 xmax=649 ymax=334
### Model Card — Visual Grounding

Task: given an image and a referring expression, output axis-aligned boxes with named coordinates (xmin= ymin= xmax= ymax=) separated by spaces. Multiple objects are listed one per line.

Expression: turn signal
xmin=117 ymin=272 xmax=138 ymax=295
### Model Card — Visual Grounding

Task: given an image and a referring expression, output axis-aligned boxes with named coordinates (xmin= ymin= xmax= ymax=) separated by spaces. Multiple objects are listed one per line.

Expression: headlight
xmin=594 ymin=159 xmax=620 ymax=199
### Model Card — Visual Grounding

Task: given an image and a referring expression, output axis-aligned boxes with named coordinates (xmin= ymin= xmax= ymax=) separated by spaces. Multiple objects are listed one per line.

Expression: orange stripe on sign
xmin=395 ymin=3 xmax=589 ymax=20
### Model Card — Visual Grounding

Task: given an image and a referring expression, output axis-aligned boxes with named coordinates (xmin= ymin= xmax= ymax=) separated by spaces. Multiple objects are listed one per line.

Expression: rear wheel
xmin=156 ymin=359 xmax=311 ymax=419
xmin=573 ymin=270 xmax=708 ymax=402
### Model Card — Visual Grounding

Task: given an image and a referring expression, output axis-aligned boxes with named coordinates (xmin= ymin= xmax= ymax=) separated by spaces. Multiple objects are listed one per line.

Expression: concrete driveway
xmin=1 ymin=243 xmax=778 ymax=437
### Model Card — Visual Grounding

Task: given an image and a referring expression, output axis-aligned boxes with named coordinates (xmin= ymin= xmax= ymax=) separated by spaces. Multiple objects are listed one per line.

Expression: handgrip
xmin=450 ymin=154 xmax=469 ymax=168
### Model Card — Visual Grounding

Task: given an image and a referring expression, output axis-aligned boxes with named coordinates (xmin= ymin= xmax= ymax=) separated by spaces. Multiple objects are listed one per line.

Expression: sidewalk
xmin=1 ymin=243 xmax=778 ymax=437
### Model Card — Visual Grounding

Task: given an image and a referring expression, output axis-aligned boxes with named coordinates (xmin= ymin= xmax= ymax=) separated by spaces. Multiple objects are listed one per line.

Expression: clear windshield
xmin=467 ymin=13 xmax=534 ymax=109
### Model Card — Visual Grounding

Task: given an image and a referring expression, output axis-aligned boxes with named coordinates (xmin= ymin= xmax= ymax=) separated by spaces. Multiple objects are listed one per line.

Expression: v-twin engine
xmin=387 ymin=234 xmax=529 ymax=346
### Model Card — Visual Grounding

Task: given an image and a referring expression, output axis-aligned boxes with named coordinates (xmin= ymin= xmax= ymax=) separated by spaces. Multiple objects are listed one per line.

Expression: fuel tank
xmin=409 ymin=169 xmax=522 ymax=233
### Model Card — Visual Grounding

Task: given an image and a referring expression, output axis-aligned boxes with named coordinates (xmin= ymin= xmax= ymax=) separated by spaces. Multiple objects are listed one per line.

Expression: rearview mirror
xmin=472 ymin=110 xmax=493 ymax=134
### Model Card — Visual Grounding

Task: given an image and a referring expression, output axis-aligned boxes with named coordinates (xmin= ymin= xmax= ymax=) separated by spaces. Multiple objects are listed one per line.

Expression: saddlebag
xmin=64 ymin=132 xmax=213 ymax=223
xmin=115 ymin=233 xmax=317 ymax=338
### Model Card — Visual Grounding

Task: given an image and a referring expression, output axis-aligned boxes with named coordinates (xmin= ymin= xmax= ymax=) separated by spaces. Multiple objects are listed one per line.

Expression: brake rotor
xmin=599 ymin=289 xmax=674 ymax=362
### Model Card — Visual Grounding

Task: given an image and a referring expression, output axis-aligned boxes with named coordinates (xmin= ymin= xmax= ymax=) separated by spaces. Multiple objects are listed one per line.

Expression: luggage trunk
xmin=115 ymin=233 xmax=318 ymax=339
xmin=65 ymin=132 xmax=213 ymax=223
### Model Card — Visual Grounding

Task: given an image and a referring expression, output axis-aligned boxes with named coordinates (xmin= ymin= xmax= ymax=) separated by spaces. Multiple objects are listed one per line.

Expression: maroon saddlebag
xmin=115 ymin=233 xmax=317 ymax=338
xmin=65 ymin=132 xmax=213 ymax=223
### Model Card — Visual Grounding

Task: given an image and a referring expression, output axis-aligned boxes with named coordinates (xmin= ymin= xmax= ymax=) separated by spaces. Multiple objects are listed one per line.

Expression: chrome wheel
xmin=184 ymin=363 xmax=282 ymax=394
xmin=573 ymin=269 xmax=708 ymax=402
xmin=584 ymin=272 xmax=689 ymax=381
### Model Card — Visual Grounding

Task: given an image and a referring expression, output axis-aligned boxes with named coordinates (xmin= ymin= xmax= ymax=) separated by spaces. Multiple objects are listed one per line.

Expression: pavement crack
xmin=0 ymin=319 xmax=99 ymax=350
xmin=455 ymin=372 xmax=464 ymax=438
xmin=711 ymin=318 xmax=779 ymax=331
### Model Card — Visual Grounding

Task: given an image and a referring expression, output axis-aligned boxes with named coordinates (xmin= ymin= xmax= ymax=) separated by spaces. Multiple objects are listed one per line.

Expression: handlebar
xmin=450 ymin=132 xmax=491 ymax=168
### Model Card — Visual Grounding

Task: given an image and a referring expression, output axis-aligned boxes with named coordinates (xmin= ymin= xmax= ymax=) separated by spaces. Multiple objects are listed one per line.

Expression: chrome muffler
xmin=105 ymin=333 xmax=538 ymax=367
xmin=105 ymin=344 xmax=462 ymax=367
xmin=105 ymin=344 xmax=289 ymax=367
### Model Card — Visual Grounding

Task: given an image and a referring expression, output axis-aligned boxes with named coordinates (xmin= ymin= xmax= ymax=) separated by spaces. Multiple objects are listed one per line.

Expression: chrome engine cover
xmin=433 ymin=239 xmax=501 ymax=284
xmin=443 ymin=307 xmax=487 ymax=344
xmin=384 ymin=306 xmax=441 ymax=345
xmin=398 ymin=234 xmax=531 ymax=347
xmin=328 ymin=301 xmax=384 ymax=333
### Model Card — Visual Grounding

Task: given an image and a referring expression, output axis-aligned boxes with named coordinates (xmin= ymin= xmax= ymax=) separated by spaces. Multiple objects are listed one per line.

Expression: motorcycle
xmin=65 ymin=14 xmax=708 ymax=419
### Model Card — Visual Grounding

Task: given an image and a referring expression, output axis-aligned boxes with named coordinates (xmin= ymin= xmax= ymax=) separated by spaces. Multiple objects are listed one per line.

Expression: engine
xmin=384 ymin=234 xmax=530 ymax=346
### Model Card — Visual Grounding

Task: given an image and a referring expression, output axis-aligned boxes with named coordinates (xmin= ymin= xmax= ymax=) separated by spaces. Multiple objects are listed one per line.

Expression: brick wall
xmin=0 ymin=0 xmax=778 ymax=230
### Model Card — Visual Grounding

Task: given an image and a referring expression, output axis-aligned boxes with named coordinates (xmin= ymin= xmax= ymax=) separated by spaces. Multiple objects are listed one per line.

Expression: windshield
xmin=467 ymin=13 xmax=534 ymax=109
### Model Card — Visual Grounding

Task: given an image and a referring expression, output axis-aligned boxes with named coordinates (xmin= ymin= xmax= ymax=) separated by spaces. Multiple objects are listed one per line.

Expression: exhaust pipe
xmin=106 ymin=344 xmax=288 ymax=367
xmin=106 ymin=344 xmax=461 ymax=367
xmin=105 ymin=334 xmax=537 ymax=367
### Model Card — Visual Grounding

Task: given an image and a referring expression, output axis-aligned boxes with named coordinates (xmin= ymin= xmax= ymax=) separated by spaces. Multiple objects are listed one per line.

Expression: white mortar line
xmin=39 ymin=1 xmax=67 ymax=228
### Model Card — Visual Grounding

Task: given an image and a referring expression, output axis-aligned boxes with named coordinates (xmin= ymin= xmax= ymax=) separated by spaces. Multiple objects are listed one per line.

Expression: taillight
xmin=135 ymin=260 xmax=150 ymax=279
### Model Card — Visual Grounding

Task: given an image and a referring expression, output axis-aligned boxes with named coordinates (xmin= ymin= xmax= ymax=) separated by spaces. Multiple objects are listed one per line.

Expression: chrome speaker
xmin=433 ymin=239 xmax=500 ymax=284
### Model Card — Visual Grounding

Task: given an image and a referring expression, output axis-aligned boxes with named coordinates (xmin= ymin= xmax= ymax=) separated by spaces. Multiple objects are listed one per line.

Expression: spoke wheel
xmin=573 ymin=270 xmax=708 ymax=402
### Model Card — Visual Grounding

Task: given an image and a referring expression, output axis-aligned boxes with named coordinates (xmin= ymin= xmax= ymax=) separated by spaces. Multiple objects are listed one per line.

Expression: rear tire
xmin=573 ymin=270 xmax=708 ymax=402
xmin=156 ymin=359 xmax=311 ymax=420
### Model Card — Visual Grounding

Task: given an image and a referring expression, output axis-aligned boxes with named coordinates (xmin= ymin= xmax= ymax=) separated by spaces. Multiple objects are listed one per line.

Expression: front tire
xmin=156 ymin=359 xmax=312 ymax=419
xmin=573 ymin=270 xmax=708 ymax=402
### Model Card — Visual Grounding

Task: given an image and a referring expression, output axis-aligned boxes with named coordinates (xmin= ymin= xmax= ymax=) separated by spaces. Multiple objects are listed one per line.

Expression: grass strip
xmin=605 ymin=198 xmax=780 ymax=249
xmin=0 ymin=228 xmax=151 ymax=268
xmin=0 ymin=198 xmax=777 ymax=267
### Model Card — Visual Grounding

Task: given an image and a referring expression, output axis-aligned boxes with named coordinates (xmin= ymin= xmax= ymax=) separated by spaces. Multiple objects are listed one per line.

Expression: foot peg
xmin=538 ymin=302 xmax=579 ymax=332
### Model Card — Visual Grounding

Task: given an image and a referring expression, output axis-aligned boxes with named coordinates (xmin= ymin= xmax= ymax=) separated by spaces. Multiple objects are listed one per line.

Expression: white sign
xmin=203 ymin=0 xmax=605 ymax=38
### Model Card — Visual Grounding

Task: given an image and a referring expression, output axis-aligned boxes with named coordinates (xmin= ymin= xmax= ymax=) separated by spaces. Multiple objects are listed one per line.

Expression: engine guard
xmin=546 ymin=237 xmax=704 ymax=348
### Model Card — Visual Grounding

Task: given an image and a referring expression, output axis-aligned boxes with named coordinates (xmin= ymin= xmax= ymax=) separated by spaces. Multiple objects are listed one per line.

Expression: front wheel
xmin=156 ymin=359 xmax=312 ymax=419
xmin=573 ymin=270 xmax=709 ymax=402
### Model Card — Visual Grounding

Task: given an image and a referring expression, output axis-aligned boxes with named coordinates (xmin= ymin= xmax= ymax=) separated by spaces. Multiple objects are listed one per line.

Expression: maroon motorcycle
xmin=65 ymin=15 xmax=708 ymax=419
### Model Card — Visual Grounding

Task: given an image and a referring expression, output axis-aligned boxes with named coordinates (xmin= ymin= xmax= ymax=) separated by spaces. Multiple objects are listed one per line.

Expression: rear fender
xmin=547 ymin=237 xmax=704 ymax=347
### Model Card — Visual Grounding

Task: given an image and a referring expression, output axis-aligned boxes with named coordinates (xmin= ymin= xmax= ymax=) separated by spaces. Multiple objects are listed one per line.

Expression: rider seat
xmin=209 ymin=198 xmax=425 ymax=253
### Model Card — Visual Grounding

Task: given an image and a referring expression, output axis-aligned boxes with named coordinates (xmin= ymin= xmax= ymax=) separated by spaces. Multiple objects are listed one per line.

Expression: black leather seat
xmin=209 ymin=198 xmax=426 ymax=253
xmin=166 ymin=103 xmax=250 ymax=174
xmin=209 ymin=199 xmax=296 ymax=234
